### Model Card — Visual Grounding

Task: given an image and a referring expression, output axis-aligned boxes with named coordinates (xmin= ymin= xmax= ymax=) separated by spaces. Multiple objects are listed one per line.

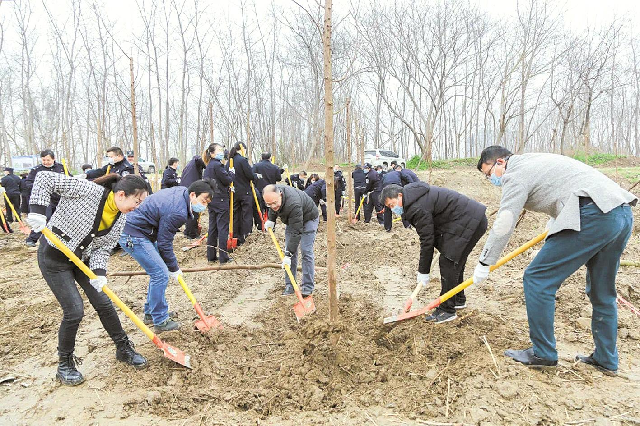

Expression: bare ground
xmin=0 ymin=166 xmax=639 ymax=425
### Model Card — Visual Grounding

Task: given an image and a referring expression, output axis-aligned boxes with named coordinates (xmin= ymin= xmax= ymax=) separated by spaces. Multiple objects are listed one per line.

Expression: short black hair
xmin=477 ymin=145 xmax=513 ymax=171
xmin=383 ymin=161 xmax=388 ymax=166
xmin=188 ymin=178 xmax=217 ymax=199
xmin=380 ymin=184 xmax=403 ymax=205
xmin=82 ymin=164 xmax=93 ymax=171
xmin=40 ymin=149 xmax=55 ymax=159
xmin=106 ymin=146 xmax=124 ymax=157
xmin=299 ymin=170 xmax=307 ymax=177
xmin=168 ymin=157 xmax=179 ymax=166
xmin=261 ymin=152 xmax=272 ymax=160
xmin=390 ymin=160 xmax=398 ymax=166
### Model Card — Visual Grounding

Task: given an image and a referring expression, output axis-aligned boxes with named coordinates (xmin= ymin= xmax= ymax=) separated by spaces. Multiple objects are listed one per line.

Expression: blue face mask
xmin=214 ymin=153 xmax=224 ymax=161
xmin=363 ymin=169 xmax=370 ymax=174
xmin=490 ymin=173 xmax=502 ymax=187
xmin=391 ymin=205 xmax=403 ymax=215
xmin=192 ymin=202 xmax=206 ymax=213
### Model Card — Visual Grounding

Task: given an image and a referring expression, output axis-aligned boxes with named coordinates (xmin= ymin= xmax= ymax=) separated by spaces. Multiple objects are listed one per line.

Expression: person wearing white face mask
xmin=119 ymin=179 xmax=216 ymax=332
xmin=380 ymin=182 xmax=487 ymax=324
xmin=475 ymin=146 xmax=636 ymax=373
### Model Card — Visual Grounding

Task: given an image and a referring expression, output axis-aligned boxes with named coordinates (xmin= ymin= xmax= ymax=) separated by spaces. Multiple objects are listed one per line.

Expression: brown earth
xmin=0 ymin=166 xmax=639 ymax=425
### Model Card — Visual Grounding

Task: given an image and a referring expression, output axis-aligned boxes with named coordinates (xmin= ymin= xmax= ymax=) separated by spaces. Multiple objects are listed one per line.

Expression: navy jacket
xmin=161 ymin=167 xmax=180 ymax=189
xmin=204 ymin=159 xmax=234 ymax=199
xmin=304 ymin=179 xmax=326 ymax=206
xmin=352 ymin=168 xmax=366 ymax=189
xmin=1 ymin=173 xmax=21 ymax=195
xmin=334 ymin=170 xmax=346 ymax=193
xmin=228 ymin=153 xmax=254 ymax=195
xmin=25 ymin=162 xmax=67 ymax=206
xmin=122 ymin=186 xmax=193 ymax=272
xmin=87 ymin=159 xmax=143 ymax=179
xmin=382 ymin=170 xmax=403 ymax=187
xmin=399 ymin=169 xmax=419 ymax=186
xmin=181 ymin=155 xmax=207 ymax=188
xmin=285 ymin=174 xmax=305 ymax=191
xmin=252 ymin=159 xmax=282 ymax=192
xmin=365 ymin=169 xmax=382 ymax=193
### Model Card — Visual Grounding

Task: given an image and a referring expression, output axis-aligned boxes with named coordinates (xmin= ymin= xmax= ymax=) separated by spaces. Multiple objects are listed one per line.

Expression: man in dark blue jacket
xmin=363 ymin=163 xmax=383 ymax=224
xmin=304 ymin=176 xmax=327 ymax=221
xmin=252 ymin=152 xmax=282 ymax=226
xmin=1 ymin=167 xmax=22 ymax=222
xmin=204 ymin=143 xmax=234 ymax=264
xmin=161 ymin=158 xmax=180 ymax=189
xmin=180 ymin=148 xmax=210 ymax=238
xmin=381 ymin=169 xmax=403 ymax=231
xmin=228 ymin=142 xmax=255 ymax=244
xmin=352 ymin=164 xmax=366 ymax=221
xmin=395 ymin=164 xmax=419 ymax=186
xmin=24 ymin=150 xmax=68 ymax=246
xmin=119 ymin=180 xmax=216 ymax=332
xmin=285 ymin=171 xmax=307 ymax=190
xmin=333 ymin=167 xmax=346 ymax=215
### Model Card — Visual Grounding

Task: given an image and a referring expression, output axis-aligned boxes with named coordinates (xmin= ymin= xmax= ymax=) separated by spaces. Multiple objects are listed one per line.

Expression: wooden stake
xmin=108 ymin=263 xmax=319 ymax=277
xmin=129 ymin=56 xmax=140 ymax=176
xmin=346 ymin=97 xmax=352 ymax=223
xmin=620 ymin=260 xmax=640 ymax=267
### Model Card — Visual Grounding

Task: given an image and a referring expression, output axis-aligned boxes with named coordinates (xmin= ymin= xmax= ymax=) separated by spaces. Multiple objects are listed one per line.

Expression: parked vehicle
xmin=364 ymin=149 xmax=405 ymax=167
xmin=136 ymin=158 xmax=156 ymax=174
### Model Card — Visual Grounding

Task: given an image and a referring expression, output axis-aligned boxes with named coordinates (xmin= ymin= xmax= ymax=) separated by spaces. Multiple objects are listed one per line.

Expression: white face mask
xmin=107 ymin=157 xmax=115 ymax=165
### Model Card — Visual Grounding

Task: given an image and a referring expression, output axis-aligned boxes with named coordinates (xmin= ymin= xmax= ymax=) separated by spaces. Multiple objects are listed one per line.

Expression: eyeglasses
xmin=485 ymin=161 xmax=498 ymax=179
xmin=265 ymin=201 xmax=279 ymax=207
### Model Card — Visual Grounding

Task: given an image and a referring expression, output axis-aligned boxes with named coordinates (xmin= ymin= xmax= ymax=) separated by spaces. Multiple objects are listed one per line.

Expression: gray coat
xmin=479 ymin=153 xmax=637 ymax=265
xmin=267 ymin=184 xmax=319 ymax=255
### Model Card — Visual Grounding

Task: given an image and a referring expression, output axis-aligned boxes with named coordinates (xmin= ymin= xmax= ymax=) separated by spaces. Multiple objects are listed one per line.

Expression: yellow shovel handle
xmin=267 ymin=227 xmax=300 ymax=292
xmin=250 ymin=182 xmax=263 ymax=216
xmin=3 ymin=192 xmax=24 ymax=225
xmin=62 ymin=159 xmax=70 ymax=176
xmin=285 ymin=168 xmax=292 ymax=187
xmin=41 ymin=227 xmax=156 ymax=341
xmin=177 ymin=275 xmax=197 ymax=307
xmin=106 ymin=165 xmax=111 ymax=174
xmin=355 ymin=195 xmax=365 ymax=216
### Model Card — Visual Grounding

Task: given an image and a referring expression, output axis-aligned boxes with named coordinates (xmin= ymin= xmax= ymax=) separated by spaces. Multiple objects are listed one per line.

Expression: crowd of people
xmin=0 ymin=144 xmax=636 ymax=386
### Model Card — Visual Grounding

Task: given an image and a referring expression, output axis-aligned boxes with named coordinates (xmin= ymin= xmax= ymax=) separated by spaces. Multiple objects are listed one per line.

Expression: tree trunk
xmin=346 ymin=98 xmax=352 ymax=222
xmin=129 ymin=57 xmax=140 ymax=176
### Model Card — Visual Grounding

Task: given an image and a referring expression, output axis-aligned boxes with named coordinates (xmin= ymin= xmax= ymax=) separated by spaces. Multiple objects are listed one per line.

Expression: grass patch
xmin=598 ymin=166 xmax=640 ymax=183
xmin=406 ymin=155 xmax=477 ymax=170
xmin=571 ymin=152 xmax=625 ymax=166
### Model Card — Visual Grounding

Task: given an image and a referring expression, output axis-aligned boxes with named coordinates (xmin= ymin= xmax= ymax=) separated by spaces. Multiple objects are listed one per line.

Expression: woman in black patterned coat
xmin=27 ymin=172 xmax=150 ymax=386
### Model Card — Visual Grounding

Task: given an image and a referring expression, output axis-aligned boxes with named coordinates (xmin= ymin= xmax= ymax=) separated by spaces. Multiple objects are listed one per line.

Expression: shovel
xmin=250 ymin=182 xmax=266 ymax=231
xmin=383 ymin=231 xmax=548 ymax=325
xmin=267 ymin=227 xmax=316 ymax=321
xmin=182 ymin=233 xmax=208 ymax=251
xmin=41 ymin=227 xmax=192 ymax=369
xmin=0 ymin=206 xmax=9 ymax=233
xmin=177 ymin=275 xmax=223 ymax=332
xmin=2 ymin=191 xmax=30 ymax=234
xmin=351 ymin=195 xmax=365 ymax=224
xmin=227 ymin=158 xmax=238 ymax=251
xmin=62 ymin=159 xmax=70 ymax=176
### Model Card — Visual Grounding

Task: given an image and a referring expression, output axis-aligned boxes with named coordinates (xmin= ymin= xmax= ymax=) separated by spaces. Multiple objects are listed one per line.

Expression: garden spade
xmin=2 ymin=191 xmax=30 ymax=234
xmin=182 ymin=233 xmax=208 ymax=251
xmin=267 ymin=227 xmax=315 ymax=321
xmin=41 ymin=227 xmax=192 ymax=369
xmin=177 ymin=275 xmax=223 ymax=332
xmin=383 ymin=231 xmax=548 ymax=325
xmin=351 ymin=195 xmax=365 ymax=224
xmin=227 ymin=157 xmax=238 ymax=251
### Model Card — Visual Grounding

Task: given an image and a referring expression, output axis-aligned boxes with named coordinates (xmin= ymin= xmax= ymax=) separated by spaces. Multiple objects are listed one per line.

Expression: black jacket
xmin=365 ymin=169 xmax=382 ymax=193
xmin=267 ymin=185 xmax=319 ymax=255
xmin=399 ymin=169 xmax=419 ymax=186
xmin=228 ymin=153 xmax=254 ymax=195
xmin=25 ymin=162 xmax=67 ymax=206
xmin=402 ymin=182 xmax=486 ymax=274
xmin=252 ymin=159 xmax=282 ymax=192
xmin=181 ymin=155 xmax=207 ymax=187
xmin=334 ymin=170 xmax=346 ymax=193
xmin=161 ymin=167 xmax=180 ymax=189
xmin=86 ymin=158 xmax=143 ymax=179
xmin=204 ymin=158 xmax=234 ymax=199
xmin=382 ymin=170 xmax=402 ymax=187
xmin=352 ymin=168 xmax=366 ymax=189
xmin=285 ymin=174 xmax=306 ymax=191
xmin=1 ymin=173 xmax=21 ymax=195
xmin=304 ymin=179 xmax=326 ymax=206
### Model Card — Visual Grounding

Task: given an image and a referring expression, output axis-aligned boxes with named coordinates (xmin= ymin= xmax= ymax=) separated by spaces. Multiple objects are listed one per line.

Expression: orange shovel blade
xmin=293 ymin=295 xmax=316 ymax=321
xmin=193 ymin=303 xmax=223 ymax=332
xmin=154 ymin=336 xmax=192 ymax=369
xmin=226 ymin=237 xmax=238 ymax=250
xmin=19 ymin=224 xmax=31 ymax=235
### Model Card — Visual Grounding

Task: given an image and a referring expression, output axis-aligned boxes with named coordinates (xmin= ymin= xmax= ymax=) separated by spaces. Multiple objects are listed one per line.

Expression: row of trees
xmin=0 ymin=0 xmax=638 ymax=171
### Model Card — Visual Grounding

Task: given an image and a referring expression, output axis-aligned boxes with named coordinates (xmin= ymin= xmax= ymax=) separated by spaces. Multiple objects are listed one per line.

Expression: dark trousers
xmin=320 ymin=203 xmax=327 ymax=221
xmin=354 ymin=189 xmax=365 ymax=220
xmin=383 ymin=207 xmax=392 ymax=231
xmin=364 ymin=191 xmax=383 ymax=224
xmin=233 ymin=191 xmax=253 ymax=244
xmin=334 ymin=193 xmax=342 ymax=215
xmin=5 ymin=193 xmax=21 ymax=222
xmin=207 ymin=197 xmax=230 ymax=263
xmin=183 ymin=212 xmax=201 ymax=239
xmin=37 ymin=241 xmax=126 ymax=354
xmin=252 ymin=189 xmax=265 ymax=231
xmin=21 ymin=193 xmax=30 ymax=214
xmin=438 ymin=215 xmax=488 ymax=314
xmin=26 ymin=204 xmax=55 ymax=243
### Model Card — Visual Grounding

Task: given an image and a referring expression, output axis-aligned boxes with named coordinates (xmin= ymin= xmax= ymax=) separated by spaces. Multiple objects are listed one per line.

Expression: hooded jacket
xmin=402 ymin=182 xmax=486 ymax=274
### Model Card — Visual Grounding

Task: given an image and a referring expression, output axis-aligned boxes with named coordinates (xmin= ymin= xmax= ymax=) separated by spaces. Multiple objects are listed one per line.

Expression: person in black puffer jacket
xmin=380 ymin=182 xmax=488 ymax=324
xmin=381 ymin=169 xmax=403 ymax=231
xmin=180 ymin=147 xmax=211 ymax=238
xmin=203 ymin=143 xmax=234 ymax=264
xmin=227 ymin=142 xmax=255 ymax=245
xmin=161 ymin=158 xmax=181 ymax=189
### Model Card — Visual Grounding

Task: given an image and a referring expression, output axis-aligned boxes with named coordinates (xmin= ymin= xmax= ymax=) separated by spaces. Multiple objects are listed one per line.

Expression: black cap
xmin=4 ymin=167 xmax=13 ymax=173
xmin=363 ymin=163 xmax=372 ymax=169
xmin=126 ymin=151 xmax=134 ymax=156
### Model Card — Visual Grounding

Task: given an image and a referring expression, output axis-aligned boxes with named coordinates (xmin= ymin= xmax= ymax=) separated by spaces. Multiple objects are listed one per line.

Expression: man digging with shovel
xmin=474 ymin=146 xmax=637 ymax=374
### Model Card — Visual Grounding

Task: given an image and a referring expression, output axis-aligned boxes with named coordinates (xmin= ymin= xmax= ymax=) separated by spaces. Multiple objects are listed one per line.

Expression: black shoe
xmin=154 ymin=318 xmax=181 ymax=332
xmin=504 ymin=347 xmax=557 ymax=367
xmin=116 ymin=337 xmax=148 ymax=369
xmin=56 ymin=352 xmax=85 ymax=386
xmin=424 ymin=308 xmax=457 ymax=324
xmin=575 ymin=353 xmax=617 ymax=376
xmin=25 ymin=241 xmax=37 ymax=247
xmin=144 ymin=311 xmax=177 ymax=325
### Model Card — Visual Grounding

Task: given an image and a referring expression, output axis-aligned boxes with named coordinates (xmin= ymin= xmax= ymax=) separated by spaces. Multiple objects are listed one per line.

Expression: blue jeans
xmin=119 ymin=234 xmax=170 ymax=325
xmin=523 ymin=203 xmax=633 ymax=370
xmin=284 ymin=216 xmax=319 ymax=295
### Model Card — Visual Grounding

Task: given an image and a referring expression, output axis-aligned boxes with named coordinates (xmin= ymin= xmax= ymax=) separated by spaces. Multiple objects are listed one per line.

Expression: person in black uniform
xmin=82 ymin=164 xmax=93 ymax=172
xmin=363 ymin=163 xmax=383 ymax=224
xmin=86 ymin=147 xmax=145 ymax=181
xmin=352 ymin=164 xmax=366 ymax=221
xmin=333 ymin=166 xmax=346 ymax=216
xmin=381 ymin=168 xmax=403 ymax=231
xmin=252 ymin=152 xmax=282 ymax=227
xmin=1 ymin=167 xmax=22 ymax=222
xmin=24 ymin=150 xmax=69 ymax=247
xmin=227 ymin=142 xmax=255 ymax=245
xmin=204 ymin=143 xmax=234 ymax=264
xmin=161 ymin=158 xmax=181 ymax=189
xmin=395 ymin=164 xmax=419 ymax=185
xmin=180 ymin=146 xmax=212 ymax=239
xmin=304 ymin=176 xmax=328 ymax=221
xmin=19 ymin=173 xmax=30 ymax=214
xmin=285 ymin=171 xmax=307 ymax=190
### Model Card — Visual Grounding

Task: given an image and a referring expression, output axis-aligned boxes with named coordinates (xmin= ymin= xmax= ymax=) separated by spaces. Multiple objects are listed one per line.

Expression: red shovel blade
xmin=293 ymin=295 xmax=316 ymax=321
xmin=193 ymin=303 xmax=223 ymax=332
xmin=226 ymin=237 xmax=238 ymax=251
xmin=19 ymin=224 xmax=31 ymax=235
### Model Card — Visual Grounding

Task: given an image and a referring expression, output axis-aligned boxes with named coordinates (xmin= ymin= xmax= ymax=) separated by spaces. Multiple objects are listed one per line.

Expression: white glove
xmin=229 ymin=167 xmax=235 ymax=174
xmin=75 ymin=173 xmax=87 ymax=180
xmin=417 ymin=272 xmax=430 ymax=285
xmin=342 ymin=191 xmax=346 ymax=197
xmin=319 ymin=199 xmax=326 ymax=206
xmin=169 ymin=269 xmax=182 ymax=281
xmin=27 ymin=213 xmax=47 ymax=232
xmin=473 ymin=263 xmax=490 ymax=284
xmin=281 ymin=256 xmax=292 ymax=269
xmin=229 ymin=186 xmax=235 ymax=193
xmin=177 ymin=178 xmax=181 ymax=184
xmin=89 ymin=276 xmax=107 ymax=292
xmin=0 ymin=187 xmax=5 ymax=195
xmin=283 ymin=164 xmax=289 ymax=169
xmin=264 ymin=220 xmax=275 ymax=229
xmin=256 ymin=173 xmax=263 ymax=179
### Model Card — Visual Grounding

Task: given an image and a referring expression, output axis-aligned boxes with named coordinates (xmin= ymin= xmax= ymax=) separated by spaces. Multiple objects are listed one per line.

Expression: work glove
xmin=264 ymin=220 xmax=275 ymax=230
xmin=417 ymin=272 xmax=430 ymax=285
xmin=27 ymin=213 xmax=47 ymax=232
xmin=0 ymin=187 xmax=5 ymax=195
xmin=177 ymin=178 xmax=181 ymax=184
xmin=319 ymin=199 xmax=326 ymax=206
xmin=473 ymin=263 xmax=490 ymax=284
xmin=281 ymin=255 xmax=292 ymax=270
xmin=342 ymin=191 xmax=346 ymax=197
xmin=229 ymin=167 xmax=235 ymax=174
xmin=229 ymin=186 xmax=235 ymax=193
xmin=75 ymin=173 xmax=87 ymax=180
xmin=256 ymin=173 xmax=263 ymax=179
xmin=168 ymin=269 xmax=182 ymax=282
xmin=89 ymin=276 xmax=107 ymax=292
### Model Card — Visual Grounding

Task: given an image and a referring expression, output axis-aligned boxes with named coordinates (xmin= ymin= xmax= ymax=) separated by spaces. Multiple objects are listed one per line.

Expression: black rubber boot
xmin=115 ymin=336 xmax=148 ymax=369
xmin=56 ymin=352 xmax=85 ymax=386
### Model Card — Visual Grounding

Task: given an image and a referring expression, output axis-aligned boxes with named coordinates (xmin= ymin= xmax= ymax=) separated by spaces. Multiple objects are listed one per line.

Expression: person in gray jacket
xmin=474 ymin=146 xmax=637 ymax=374
xmin=263 ymin=184 xmax=319 ymax=297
